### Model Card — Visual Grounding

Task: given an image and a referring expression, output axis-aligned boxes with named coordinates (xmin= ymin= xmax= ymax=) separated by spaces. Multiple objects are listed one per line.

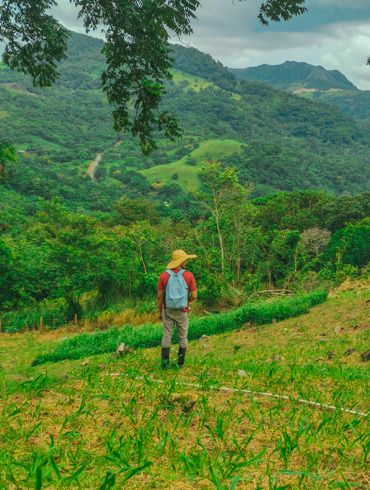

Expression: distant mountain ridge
xmin=230 ymin=61 xmax=358 ymax=92
xmin=0 ymin=31 xmax=370 ymax=209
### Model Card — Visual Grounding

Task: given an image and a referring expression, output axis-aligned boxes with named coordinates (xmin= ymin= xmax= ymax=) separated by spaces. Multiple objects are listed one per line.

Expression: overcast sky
xmin=51 ymin=0 xmax=370 ymax=90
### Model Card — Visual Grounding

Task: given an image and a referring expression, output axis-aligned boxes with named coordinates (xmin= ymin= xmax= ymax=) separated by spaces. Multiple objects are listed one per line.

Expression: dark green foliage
xmin=326 ymin=220 xmax=370 ymax=268
xmin=257 ymin=0 xmax=307 ymax=25
xmin=251 ymin=191 xmax=334 ymax=231
xmin=267 ymin=230 xmax=301 ymax=283
xmin=0 ymin=1 xmax=69 ymax=87
xmin=0 ymin=238 xmax=17 ymax=308
xmin=185 ymin=157 xmax=197 ymax=166
xmin=322 ymin=193 xmax=370 ymax=231
xmin=56 ymin=32 xmax=106 ymax=91
xmin=312 ymin=90 xmax=370 ymax=120
xmin=236 ymin=81 xmax=363 ymax=146
xmin=99 ymin=0 xmax=194 ymax=154
xmin=0 ymin=142 xmax=17 ymax=182
xmin=31 ymin=290 xmax=327 ymax=366
xmin=113 ymin=198 xmax=161 ymax=226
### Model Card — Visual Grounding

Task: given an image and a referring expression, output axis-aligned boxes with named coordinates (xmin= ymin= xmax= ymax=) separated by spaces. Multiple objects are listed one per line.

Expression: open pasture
xmin=0 ymin=289 xmax=369 ymax=489
xmin=142 ymin=139 xmax=244 ymax=192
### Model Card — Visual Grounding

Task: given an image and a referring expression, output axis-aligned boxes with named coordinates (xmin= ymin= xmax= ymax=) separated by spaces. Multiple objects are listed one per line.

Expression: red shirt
xmin=157 ymin=268 xmax=197 ymax=312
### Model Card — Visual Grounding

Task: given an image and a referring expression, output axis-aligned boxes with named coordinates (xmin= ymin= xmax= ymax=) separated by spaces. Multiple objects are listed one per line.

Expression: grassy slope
xmin=170 ymin=68 xmax=240 ymax=100
xmin=170 ymin=68 xmax=217 ymax=93
xmin=142 ymin=139 xmax=244 ymax=191
xmin=0 ymin=288 xmax=369 ymax=489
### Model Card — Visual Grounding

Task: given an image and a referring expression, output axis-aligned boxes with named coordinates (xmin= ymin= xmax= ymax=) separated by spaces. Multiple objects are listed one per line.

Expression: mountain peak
xmin=229 ymin=61 xmax=358 ymax=92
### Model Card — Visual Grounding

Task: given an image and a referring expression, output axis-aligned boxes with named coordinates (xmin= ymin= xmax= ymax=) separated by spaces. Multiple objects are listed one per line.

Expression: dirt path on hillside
xmin=87 ymin=142 xmax=122 ymax=183
xmin=87 ymin=152 xmax=103 ymax=183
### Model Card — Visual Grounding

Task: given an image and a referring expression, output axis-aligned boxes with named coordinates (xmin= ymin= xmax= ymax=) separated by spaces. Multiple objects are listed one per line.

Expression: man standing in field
xmin=157 ymin=250 xmax=197 ymax=369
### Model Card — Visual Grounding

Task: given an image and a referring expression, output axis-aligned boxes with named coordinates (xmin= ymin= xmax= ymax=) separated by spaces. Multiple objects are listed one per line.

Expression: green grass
xmin=170 ymin=68 xmax=217 ymax=93
xmin=31 ymin=290 xmax=327 ymax=366
xmin=143 ymin=139 xmax=245 ymax=191
xmin=296 ymin=92 xmax=315 ymax=100
xmin=0 ymin=289 xmax=369 ymax=489
xmin=170 ymin=69 xmax=240 ymax=101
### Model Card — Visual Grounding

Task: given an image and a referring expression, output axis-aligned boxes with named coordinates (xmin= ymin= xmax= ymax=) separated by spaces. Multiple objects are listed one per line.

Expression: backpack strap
xmin=166 ymin=269 xmax=186 ymax=276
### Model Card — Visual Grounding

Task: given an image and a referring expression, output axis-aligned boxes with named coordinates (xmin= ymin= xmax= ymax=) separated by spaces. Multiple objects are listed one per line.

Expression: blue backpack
xmin=165 ymin=269 xmax=188 ymax=309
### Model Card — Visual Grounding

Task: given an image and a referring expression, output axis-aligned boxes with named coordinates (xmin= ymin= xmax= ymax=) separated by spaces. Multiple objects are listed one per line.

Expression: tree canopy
xmin=0 ymin=143 xmax=17 ymax=182
xmin=0 ymin=0 xmax=307 ymax=154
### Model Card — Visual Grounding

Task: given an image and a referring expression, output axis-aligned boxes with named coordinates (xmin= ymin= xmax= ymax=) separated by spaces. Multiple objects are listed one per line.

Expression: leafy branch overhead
xmin=0 ymin=0 xmax=308 ymax=154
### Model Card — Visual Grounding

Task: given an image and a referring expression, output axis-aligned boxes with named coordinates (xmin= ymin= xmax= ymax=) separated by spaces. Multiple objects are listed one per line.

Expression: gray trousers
xmin=161 ymin=309 xmax=189 ymax=348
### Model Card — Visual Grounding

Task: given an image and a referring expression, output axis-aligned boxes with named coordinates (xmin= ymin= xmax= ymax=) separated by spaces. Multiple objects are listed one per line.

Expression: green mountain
xmin=230 ymin=61 xmax=370 ymax=121
xmin=230 ymin=61 xmax=358 ymax=92
xmin=0 ymin=32 xmax=370 ymax=213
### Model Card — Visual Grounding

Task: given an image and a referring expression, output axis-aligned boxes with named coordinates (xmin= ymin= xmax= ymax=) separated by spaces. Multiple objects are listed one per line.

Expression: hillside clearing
xmin=170 ymin=68 xmax=241 ymax=100
xmin=142 ymin=139 xmax=244 ymax=192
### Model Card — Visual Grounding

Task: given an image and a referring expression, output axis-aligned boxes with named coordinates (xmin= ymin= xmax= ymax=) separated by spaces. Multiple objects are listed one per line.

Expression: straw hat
xmin=167 ymin=249 xmax=197 ymax=269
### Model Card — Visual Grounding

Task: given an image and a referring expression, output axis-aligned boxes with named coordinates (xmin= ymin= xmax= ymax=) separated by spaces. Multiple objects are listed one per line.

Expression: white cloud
xmin=49 ymin=3 xmax=85 ymax=33
xmin=187 ymin=2 xmax=370 ymax=90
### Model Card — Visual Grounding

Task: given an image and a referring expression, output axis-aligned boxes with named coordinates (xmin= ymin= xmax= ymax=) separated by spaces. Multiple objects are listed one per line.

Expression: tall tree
xmin=0 ymin=0 xmax=307 ymax=153
xmin=196 ymin=160 xmax=249 ymax=274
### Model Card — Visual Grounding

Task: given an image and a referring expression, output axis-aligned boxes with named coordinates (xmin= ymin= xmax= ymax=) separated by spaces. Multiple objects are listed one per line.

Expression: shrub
xmin=185 ymin=157 xmax=197 ymax=166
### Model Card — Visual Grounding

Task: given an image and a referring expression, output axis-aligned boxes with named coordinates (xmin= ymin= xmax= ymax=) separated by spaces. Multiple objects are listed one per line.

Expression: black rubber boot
xmin=177 ymin=347 xmax=187 ymax=368
xmin=161 ymin=347 xmax=170 ymax=370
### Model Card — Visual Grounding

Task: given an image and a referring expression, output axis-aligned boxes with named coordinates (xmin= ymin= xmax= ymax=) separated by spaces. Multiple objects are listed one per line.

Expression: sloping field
xmin=0 ymin=289 xmax=369 ymax=489
xmin=170 ymin=69 xmax=240 ymax=101
xmin=143 ymin=139 xmax=244 ymax=192
xmin=170 ymin=68 xmax=217 ymax=93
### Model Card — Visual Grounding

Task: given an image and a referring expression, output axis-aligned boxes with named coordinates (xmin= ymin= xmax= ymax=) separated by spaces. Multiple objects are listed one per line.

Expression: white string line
xmin=108 ymin=373 xmax=369 ymax=418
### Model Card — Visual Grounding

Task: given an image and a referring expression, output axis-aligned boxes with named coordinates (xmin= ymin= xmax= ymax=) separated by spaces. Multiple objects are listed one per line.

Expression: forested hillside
xmin=311 ymin=89 xmax=370 ymax=121
xmin=0 ymin=31 xmax=370 ymax=209
xmin=1 ymin=32 xmax=370 ymax=329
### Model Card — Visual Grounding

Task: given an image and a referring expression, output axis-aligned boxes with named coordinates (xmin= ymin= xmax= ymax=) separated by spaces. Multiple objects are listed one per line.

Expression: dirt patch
xmin=2 ymin=83 xmax=38 ymax=96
